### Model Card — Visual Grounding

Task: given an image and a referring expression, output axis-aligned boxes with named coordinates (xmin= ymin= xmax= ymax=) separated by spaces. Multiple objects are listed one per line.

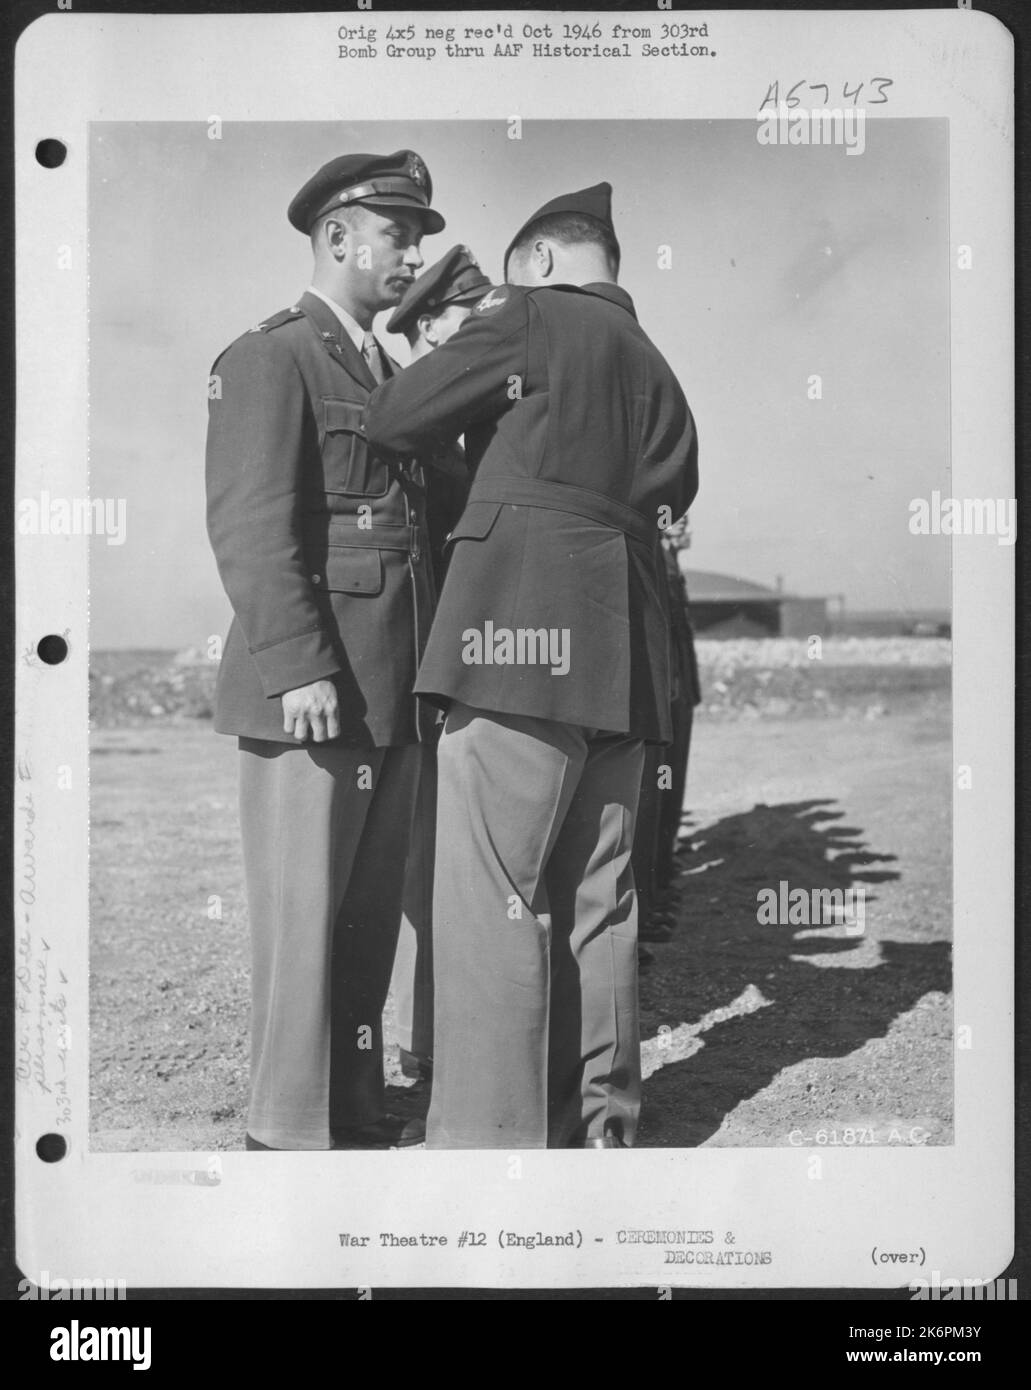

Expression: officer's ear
xmin=320 ymin=214 xmax=353 ymax=262
xmin=531 ymin=237 xmax=555 ymax=278
xmin=418 ymin=312 xmax=440 ymax=348
xmin=316 ymin=211 xmax=358 ymax=262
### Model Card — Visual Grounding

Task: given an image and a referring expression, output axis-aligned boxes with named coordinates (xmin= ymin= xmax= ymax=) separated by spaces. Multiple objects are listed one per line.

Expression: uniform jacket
xmin=205 ymin=290 xmax=439 ymax=746
xmin=363 ymin=282 xmax=699 ymax=742
xmin=425 ymin=443 xmax=470 ymax=589
xmin=663 ymin=541 xmax=702 ymax=710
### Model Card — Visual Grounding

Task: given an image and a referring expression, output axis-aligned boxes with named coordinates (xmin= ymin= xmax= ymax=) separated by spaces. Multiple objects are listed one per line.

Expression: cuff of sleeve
xmin=250 ymin=626 xmax=342 ymax=699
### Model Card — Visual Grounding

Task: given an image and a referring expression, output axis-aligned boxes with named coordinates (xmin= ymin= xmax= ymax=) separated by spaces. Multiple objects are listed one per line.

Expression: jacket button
xmin=311 ymin=574 xmax=321 ymax=585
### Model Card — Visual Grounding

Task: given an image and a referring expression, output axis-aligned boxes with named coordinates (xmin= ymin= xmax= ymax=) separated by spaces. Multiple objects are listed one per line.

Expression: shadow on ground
xmin=638 ymin=799 xmax=952 ymax=1146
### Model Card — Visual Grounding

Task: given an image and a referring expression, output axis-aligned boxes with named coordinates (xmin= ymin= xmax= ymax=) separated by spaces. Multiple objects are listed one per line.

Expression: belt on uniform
xmin=466 ymin=475 xmax=655 ymax=547
xmin=323 ymin=520 xmax=420 ymax=554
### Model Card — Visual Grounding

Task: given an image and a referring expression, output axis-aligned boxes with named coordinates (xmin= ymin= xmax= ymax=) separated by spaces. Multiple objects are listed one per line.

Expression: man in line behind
xmin=634 ymin=530 xmax=702 ymax=956
xmin=384 ymin=245 xmax=494 ymax=1083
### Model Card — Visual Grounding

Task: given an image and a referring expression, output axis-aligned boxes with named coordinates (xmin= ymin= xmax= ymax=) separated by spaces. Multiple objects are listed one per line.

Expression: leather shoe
xmin=577 ymin=1121 xmax=628 ymax=1149
xmin=333 ymin=1114 xmax=425 ymax=1149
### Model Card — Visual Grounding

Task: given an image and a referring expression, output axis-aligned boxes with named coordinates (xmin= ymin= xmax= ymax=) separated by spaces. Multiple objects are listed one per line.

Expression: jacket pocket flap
xmin=323 ymin=398 xmax=365 ymax=435
xmin=445 ymin=501 xmax=503 ymax=545
xmin=322 ymin=547 xmax=384 ymax=595
xmin=321 ymin=397 xmax=388 ymax=498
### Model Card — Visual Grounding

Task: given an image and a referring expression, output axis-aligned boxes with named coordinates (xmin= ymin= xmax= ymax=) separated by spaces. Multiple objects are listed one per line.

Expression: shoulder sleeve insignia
xmin=474 ymin=286 xmax=510 ymax=315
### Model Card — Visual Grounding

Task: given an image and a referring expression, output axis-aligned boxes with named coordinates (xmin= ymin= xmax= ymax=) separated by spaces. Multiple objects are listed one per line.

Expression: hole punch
xmin=37 ymin=634 xmax=68 ymax=665
xmin=35 ymin=139 xmax=67 ymax=169
xmin=36 ymin=1133 xmax=67 ymax=1163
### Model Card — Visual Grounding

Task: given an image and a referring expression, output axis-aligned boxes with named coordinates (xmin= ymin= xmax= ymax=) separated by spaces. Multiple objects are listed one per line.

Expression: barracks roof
xmin=681 ymin=568 xmax=803 ymax=603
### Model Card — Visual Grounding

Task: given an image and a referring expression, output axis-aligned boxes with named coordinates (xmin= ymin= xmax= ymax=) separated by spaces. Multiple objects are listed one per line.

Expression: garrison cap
xmin=386 ymin=244 xmax=494 ymax=335
xmin=288 ymin=149 xmax=445 ymax=235
xmin=503 ymin=181 xmax=614 ymax=273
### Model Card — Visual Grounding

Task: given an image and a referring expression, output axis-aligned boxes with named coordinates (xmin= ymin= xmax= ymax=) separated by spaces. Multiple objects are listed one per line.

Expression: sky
xmin=88 ymin=119 xmax=950 ymax=649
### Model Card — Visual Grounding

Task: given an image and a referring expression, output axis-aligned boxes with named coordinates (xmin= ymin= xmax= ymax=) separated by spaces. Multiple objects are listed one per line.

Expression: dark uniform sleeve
xmin=205 ymin=330 xmax=343 ymax=699
xmin=363 ymin=287 xmax=529 ymax=457
xmin=425 ymin=442 xmax=470 ymax=585
xmin=650 ymin=393 xmax=699 ymax=521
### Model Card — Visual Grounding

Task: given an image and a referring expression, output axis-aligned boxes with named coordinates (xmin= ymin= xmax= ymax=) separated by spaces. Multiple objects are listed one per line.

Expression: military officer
xmin=365 ymin=183 xmax=699 ymax=1149
xmin=386 ymin=245 xmax=493 ymax=585
xmin=657 ymin=550 xmax=702 ymax=890
xmin=634 ymin=534 xmax=702 ymax=948
xmin=205 ymin=150 xmax=445 ymax=1150
xmin=384 ymin=245 xmax=493 ymax=1083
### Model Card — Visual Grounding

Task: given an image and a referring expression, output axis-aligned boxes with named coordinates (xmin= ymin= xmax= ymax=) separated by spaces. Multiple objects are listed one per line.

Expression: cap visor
xmin=385 ymin=308 xmax=411 ymax=334
xmin=360 ymin=197 xmax=445 ymax=234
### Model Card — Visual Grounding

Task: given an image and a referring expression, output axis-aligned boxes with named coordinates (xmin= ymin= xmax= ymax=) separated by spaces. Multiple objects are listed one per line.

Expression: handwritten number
xmin=760 ymin=79 xmax=891 ymax=110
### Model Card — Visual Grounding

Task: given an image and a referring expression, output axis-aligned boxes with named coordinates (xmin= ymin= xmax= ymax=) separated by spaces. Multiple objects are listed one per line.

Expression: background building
xmin=682 ymin=568 xmax=831 ymax=639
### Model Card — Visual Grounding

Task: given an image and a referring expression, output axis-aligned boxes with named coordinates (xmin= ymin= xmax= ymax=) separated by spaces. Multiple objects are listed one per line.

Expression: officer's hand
xmin=281 ymin=680 xmax=340 ymax=743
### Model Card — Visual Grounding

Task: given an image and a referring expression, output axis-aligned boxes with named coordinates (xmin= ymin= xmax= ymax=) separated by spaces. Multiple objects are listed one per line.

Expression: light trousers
xmin=390 ymin=746 xmax=437 ymax=1063
xmin=427 ymin=703 xmax=645 ymax=1149
xmin=239 ymin=738 xmax=419 ymax=1149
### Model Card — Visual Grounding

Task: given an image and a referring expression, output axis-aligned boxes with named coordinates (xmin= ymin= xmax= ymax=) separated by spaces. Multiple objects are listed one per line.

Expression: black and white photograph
xmin=85 ymin=115 xmax=955 ymax=1157
xmin=13 ymin=6 xmax=1015 ymax=1296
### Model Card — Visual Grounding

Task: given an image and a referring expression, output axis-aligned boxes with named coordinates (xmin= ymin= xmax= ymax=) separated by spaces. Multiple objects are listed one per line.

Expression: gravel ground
xmin=637 ymin=708 xmax=952 ymax=1147
xmin=88 ymin=644 xmax=951 ymax=1153
xmin=89 ymin=638 xmax=951 ymax=729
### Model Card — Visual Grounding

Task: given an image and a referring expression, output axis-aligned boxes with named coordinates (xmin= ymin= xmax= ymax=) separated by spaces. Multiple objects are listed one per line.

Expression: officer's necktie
xmin=362 ymin=333 xmax=386 ymax=386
